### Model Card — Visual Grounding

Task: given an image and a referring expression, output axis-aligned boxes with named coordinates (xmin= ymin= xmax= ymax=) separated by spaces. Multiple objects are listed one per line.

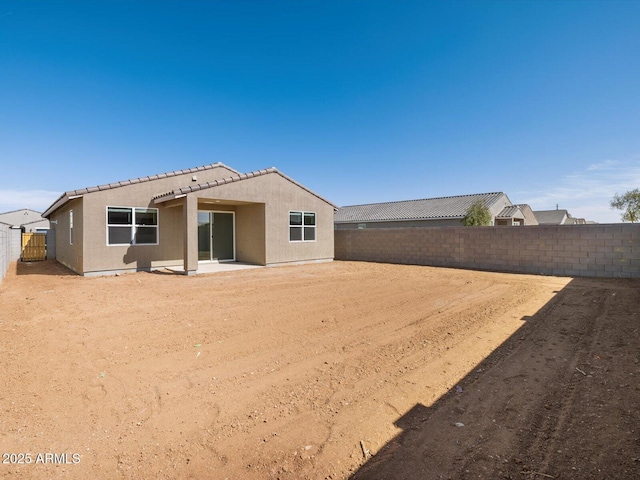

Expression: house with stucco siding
xmin=43 ymin=163 xmax=336 ymax=276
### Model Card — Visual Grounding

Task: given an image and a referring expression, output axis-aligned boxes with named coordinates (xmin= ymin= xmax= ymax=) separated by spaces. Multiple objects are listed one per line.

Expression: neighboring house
xmin=335 ymin=192 xmax=536 ymax=229
xmin=533 ymin=209 xmax=589 ymax=225
xmin=564 ymin=217 xmax=588 ymax=225
xmin=43 ymin=163 xmax=336 ymax=276
xmin=495 ymin=204 xmax=539 ymax=226
xmin=0 ymin=208 xmax=50 ymax=232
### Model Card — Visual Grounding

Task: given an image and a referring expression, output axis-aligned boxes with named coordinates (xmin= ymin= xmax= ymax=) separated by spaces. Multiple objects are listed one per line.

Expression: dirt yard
xmin=0 ymin=260 xmax=638 ymax=480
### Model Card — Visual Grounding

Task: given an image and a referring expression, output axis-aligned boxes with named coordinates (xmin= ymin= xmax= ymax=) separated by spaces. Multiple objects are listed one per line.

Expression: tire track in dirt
xmin=351 ymin=278 xmax=640 ymax=480
xmin=519 ymin=287 xmax=610 ymax=476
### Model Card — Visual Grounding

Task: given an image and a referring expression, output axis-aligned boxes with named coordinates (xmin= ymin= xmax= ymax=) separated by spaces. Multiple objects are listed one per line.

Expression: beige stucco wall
xmin=72 ymin=165 xmax=237 ymax=275
xmin=185 ymin=173 xmax=334 ymax=265
xmin=50 ymin=198 xmax=84 ymax=274
xmin=49 ymin=166 xmax=333 ymax=274
xmin=235 ymin=203 xmax=266 ymax=265
xmin=487 ymin=196 xmax=512 ymax=224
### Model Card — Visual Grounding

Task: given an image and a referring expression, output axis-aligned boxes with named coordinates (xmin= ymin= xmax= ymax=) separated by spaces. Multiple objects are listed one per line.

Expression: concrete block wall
xmin=335 ymin=224 xmax=640 ymax=278
xmin=0 ymin=223 xmax=10 ymax=284
xmin=0 ymin=225 xmax=22 ymax=284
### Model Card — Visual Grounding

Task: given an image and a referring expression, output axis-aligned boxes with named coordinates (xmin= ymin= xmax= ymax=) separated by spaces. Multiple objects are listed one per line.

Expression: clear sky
xmin=1 ymin=1 xmax=639 ymax=223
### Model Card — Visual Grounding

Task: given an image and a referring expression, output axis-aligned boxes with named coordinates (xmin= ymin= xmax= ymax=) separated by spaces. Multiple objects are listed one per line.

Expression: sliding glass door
xmin=197 ymin=211 xmax=235 ymax=261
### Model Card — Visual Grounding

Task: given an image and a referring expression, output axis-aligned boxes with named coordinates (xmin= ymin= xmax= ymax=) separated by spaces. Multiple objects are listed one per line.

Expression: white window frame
xmin=106 ymin=206 xmax=159 ymax=246
xmin=289 ymin=211 xmax=316 ymax=242
xmin=69 ymin=210 xmax=73 ymax=245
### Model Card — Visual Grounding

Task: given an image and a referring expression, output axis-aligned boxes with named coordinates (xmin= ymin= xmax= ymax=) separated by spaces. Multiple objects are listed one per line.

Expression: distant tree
xmin=610 ymin=188 xmax=640 ymax=223
xmin=463 ymin=201 xmax=492 ymax=226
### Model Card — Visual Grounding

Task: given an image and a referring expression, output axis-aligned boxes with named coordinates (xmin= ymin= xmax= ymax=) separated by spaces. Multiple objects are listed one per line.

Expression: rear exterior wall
xmin=71 ymin=165 xmax=237 ymax=275
xmin=235 ymin=203 xmax=266 ymax=265
xmin=191 ymin=174 xmax=334 ymax=265
xmin=50 ymin=167 xmax=334 ymax=274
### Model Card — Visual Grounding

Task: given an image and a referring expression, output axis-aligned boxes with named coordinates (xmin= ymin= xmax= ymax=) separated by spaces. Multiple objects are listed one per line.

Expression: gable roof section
xmin=0 ymin=208 xmax=44 ymax=217
xmin=533 ymin=209 xmax=569 ymax=225
xmin=0 ymin=208 xmax=47 ymax=227
xmin=43 ymin=163 xmax=240 ymax=217
xmin=335 ymin=192 xmax=508 ymax=223
xmin=153 ymin=167 xmax=337 ymax=209
xmin=496 ymin=205 xmax=524 ymax=219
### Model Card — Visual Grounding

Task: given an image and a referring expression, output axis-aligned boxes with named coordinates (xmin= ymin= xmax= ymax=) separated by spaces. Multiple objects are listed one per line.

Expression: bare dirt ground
xmin=0 ymin=260 xmax=638 ymax=480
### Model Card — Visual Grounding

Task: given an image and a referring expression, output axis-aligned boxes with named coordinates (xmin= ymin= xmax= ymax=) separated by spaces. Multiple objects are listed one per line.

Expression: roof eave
xmin=43 ymin=193 xmax=70 ymax=218
xmin=43 ymin=162 xmax=236 ymax=216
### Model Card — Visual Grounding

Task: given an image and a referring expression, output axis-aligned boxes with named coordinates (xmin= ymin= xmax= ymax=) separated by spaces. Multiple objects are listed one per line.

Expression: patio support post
xmin=183 ymin=195 xmax=198 ymax=275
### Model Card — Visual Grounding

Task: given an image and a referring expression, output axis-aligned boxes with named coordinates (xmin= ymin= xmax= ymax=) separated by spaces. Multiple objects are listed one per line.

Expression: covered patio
xmin=154 ymin=192 xmax=266 ymax=275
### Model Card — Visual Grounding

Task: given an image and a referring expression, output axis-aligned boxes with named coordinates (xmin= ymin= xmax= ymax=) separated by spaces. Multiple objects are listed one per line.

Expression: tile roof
xmin=0 ymin=208 xmax=44 ymax=216
xmin=70 ymin=163 xmax=237 ymax=198
xmin=0 ymin=208 xmax=47 ymax=227
xmin=43 ymin=163 xmax=337 ymax=217
xmin=496 ymin=205 xmax=523 ymax=219
xmin=152 ymin=167 xmax=277 ymax=200
xmin=43 ymin=163 xmax=239 ymax=217
xmin=153 ymin=167 xmax=337 ymax=208
xmin=533 ymin=209 xmax=569 ymax=225
xmin=335 ymin=192 xmax=507 ymax=223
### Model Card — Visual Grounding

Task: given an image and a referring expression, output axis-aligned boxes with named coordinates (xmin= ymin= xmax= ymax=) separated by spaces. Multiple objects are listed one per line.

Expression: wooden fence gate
xmin=21 ymin=233 xmax=47 ymax=261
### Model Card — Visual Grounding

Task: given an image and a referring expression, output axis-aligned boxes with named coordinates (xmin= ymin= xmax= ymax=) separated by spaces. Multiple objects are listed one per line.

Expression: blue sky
xmin=1 ymin=1 xmax=639 ymax=223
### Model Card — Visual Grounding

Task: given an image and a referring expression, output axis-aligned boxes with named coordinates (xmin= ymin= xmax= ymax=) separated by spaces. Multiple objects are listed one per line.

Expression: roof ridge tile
xmin=43 ymin=162 xmax=238 ymax=217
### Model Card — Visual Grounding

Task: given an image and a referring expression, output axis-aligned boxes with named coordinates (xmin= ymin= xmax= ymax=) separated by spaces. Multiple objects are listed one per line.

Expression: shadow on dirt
xmin=16 ymin=259 xmax=76 ymax=276
xmin=350 ymin=277 xmax=640 ymax=480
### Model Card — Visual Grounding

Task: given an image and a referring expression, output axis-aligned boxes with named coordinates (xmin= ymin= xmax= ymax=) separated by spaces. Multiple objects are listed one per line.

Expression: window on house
xmin=107 ymin=207 xmax=158 ymax=245
xmin=289 ymin=211 xmax=316 ymax=242
xmin=69 ymin=210 xmax=73 ymax=245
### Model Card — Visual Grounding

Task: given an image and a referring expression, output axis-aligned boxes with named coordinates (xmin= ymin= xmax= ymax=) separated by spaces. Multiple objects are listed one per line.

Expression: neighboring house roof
xmin=533 ymin=209 xmax=570 ymax=225
xmin=514 ymin=204 xmax=539 ymax=225
xmin=44 ymin=162 xmax=336 ymax=217
xmin=153 ymin=167 xmax=337 ymax=209
xmin=496 ymin=205 xmax=524 ymax=219
xmin=0 ymin=208 xmax=48 ymax=228
xmin=21 ymin=218 xmax=51 ymax=229
xmin=0 ymin=208 xmax=44 ymax=217
xmin=335 ymin=192 xmax=508 ymax=223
